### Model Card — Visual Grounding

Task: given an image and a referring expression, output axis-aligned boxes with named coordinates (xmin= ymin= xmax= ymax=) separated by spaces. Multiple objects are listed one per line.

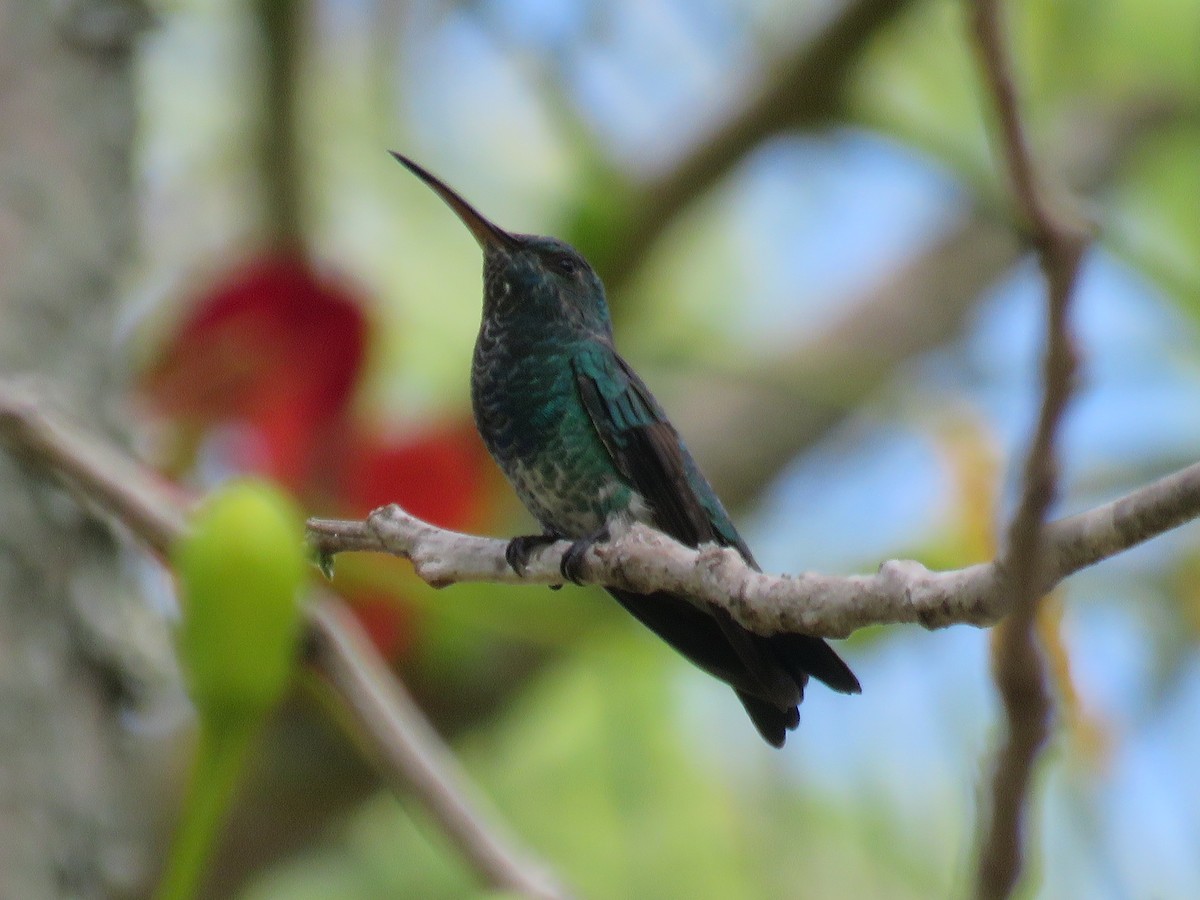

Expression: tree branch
xmin=968 ymin=2 xmax=1091 ymax=897
xmin=304 ymin=598 xmax=567 ymax=899
xmin=0 ymin=381 xmax=569 ymax=900
xmin=655 ymin=93 xmax=1176 ymax=509
xmin=256 ymin=0 xmax=304 ymax=247
xmin=307 ymin=455 xmax=1200 ymax=640
xmin=0 ymin=379 xmax=189 ymax=556
xmin=598 ymin=0 xmax=916 ymax=292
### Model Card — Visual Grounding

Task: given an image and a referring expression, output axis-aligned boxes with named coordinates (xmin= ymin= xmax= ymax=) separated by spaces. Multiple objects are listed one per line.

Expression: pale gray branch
xmin=307 ymin=458 xmax=1200 ymax=641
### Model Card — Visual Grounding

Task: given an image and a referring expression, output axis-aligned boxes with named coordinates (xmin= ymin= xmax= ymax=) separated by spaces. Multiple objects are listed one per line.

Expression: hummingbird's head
xmin=391 ymin=152 xmax=612 ymax=338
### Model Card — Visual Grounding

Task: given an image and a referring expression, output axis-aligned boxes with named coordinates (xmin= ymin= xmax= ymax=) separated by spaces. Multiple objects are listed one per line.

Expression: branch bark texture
xmin=307 ymin=456 xmax=1200 ymax=641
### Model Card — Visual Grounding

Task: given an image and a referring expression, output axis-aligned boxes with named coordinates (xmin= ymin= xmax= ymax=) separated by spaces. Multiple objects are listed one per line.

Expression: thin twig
xmin=306 ymin=599 xmax=566 ymax=899
xmin=0 ymin=380 xmax=570 ymax=900
xmin=0 ymin=380 xmax=187 ymax=554
xmin=969 ymin=2 xmax=1091 ymax=898
xmin=307 ymin=453 xmax=1200 ymax=639
xmin=256 ymin=0 xmax=303 ymax=247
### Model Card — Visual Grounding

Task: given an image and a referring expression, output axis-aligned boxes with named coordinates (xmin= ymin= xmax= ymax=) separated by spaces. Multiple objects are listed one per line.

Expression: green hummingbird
xmin=392 ymin=152 xmax=860 ymax=746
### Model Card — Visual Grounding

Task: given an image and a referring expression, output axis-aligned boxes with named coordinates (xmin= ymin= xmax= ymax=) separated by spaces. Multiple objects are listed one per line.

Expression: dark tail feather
xmin=735 ymin=690 xmax=799 ymax=748
xmin=772 ymin=633 xmax=862 ymax=695
xmin=607 ymin=589 xmax=760 ymax=691
xmin=607 ymin=588 xmax=860 ymax=747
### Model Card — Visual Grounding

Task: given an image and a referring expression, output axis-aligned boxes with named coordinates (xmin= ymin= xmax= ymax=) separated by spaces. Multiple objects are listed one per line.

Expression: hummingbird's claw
xmin=560 ymin=526 xmax=609 ymax=585
xmin=505 ymin=533 xmax=559 ymax=577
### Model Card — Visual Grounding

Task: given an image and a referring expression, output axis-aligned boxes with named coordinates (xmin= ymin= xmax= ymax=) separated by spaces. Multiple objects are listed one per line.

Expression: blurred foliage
xmin=244 ymin=633 xmax=949 ymax=900
xmin=131 ymin=0 xmax=1200 ymax=896
xmin=1112 ymin=124 xmax=1200 ymax=312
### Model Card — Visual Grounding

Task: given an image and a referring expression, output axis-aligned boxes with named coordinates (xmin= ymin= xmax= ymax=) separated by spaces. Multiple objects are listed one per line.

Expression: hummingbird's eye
xmin=552 ymin=254 xmax=578 ymax=276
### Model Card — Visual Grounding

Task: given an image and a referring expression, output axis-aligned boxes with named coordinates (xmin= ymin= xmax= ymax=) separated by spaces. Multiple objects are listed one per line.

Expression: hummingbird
xmin=391 ymin=152 xmax=860 ymax=746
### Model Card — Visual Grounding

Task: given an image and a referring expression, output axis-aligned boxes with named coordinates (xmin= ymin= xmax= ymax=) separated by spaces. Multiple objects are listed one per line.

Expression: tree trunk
xmin=0 ymin=2 xmax=179 ymax=896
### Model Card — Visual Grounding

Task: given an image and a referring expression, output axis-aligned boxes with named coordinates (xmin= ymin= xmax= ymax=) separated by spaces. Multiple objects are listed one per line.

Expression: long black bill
xmin=389 ymin=151 xmax=519 ymax=253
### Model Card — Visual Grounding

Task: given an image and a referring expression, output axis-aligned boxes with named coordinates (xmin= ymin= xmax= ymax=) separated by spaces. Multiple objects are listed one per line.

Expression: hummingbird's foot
xmin=560 ymin=526 xmax=610 ymax=585
xmin=505 ymin=533 xmax=560 ymax=577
